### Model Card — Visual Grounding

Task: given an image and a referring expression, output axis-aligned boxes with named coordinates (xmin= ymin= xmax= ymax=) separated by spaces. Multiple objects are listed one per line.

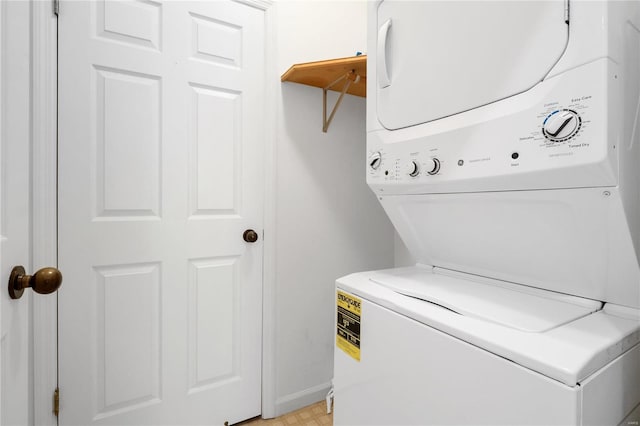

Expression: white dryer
xmin=334 ymin=1 xmax=640 ymax=425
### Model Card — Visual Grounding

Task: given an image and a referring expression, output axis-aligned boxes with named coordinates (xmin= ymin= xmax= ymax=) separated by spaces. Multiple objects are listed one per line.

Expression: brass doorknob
xmin=243 ymin=229 xmax=259 ymax=243
xmin=8 ymin=266 xmax=63 ymax=300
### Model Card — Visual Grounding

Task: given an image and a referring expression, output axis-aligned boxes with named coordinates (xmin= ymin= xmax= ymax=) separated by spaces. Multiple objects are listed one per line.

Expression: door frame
xmin=257 ymin=0 xmax=277 ymax=418
xmin=31 ymin=0 xmax=276 ymax=424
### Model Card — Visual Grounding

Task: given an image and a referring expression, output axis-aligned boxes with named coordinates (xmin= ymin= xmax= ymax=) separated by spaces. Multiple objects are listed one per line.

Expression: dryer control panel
xmin=367 ymin=59 xmax=617 ymax=194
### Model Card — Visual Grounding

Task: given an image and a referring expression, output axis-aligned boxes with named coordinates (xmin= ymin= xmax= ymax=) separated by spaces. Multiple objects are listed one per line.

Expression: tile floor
xmin=237 ymin=401 xmax=332 ymax=426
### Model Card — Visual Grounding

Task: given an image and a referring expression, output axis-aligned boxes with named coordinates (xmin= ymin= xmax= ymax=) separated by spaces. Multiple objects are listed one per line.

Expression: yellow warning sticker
xmin=336 ymin=290 xmax=361 ymax=361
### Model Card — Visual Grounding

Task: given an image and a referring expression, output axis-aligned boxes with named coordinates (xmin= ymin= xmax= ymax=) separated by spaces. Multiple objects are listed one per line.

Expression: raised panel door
xmin=58 ymin=1 xmax=265 ymax=424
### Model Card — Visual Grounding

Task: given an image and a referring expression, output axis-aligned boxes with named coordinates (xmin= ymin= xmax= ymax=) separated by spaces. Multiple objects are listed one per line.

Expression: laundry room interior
xmin=0 ymin=0 xmax=639 ymax=425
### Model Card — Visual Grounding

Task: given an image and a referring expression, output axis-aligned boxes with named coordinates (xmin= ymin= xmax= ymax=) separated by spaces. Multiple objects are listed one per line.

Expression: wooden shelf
xmin=281 ymin=55 xmax=367 ymax=98
xmin=281 ymin=56 xmax=366 ymax=132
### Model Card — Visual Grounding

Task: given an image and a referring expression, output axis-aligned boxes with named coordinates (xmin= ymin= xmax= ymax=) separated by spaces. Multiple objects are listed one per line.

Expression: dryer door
xmin=376 ymin=0 xmax=568 ymax=130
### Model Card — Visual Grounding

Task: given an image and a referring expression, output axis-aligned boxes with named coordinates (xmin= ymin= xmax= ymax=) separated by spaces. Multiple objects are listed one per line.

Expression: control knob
xmin=405 ymin=160 xmax=420 ymax=177
xmin=543 ymin=109 xmax=581 ymax=142
xmin=368 ymin=152 xmax=382 ymax=170
xmin=426 ymin=158 xmax=441 ymax=175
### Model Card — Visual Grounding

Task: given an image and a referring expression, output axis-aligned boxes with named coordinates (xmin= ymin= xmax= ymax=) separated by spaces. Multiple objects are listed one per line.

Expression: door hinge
xmin=53 ymin=387 xmax=60 ymax=417
xmin=53 ymin=0 xmax=59 ymax=17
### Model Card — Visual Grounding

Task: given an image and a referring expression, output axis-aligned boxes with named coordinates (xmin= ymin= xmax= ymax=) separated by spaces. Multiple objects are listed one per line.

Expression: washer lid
xmin=376 ymin=0 xmax=569 ymax=130
xmin=338 ymin=268 xmax=640 ymax=386
xmin=369 ymin=267 xmax=602 ymax=332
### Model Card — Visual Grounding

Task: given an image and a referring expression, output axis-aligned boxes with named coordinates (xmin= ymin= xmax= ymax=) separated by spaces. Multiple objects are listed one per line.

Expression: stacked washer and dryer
xmin=334 ymin=1 xmax=640 ymax=424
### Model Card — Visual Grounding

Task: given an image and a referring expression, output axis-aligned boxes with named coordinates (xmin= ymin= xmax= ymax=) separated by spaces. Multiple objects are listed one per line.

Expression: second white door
xmin=58 ymin=1 xmax=265 ymax=424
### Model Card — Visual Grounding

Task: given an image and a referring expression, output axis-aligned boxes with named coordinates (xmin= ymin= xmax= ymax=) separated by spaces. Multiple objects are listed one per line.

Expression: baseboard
xmin=619 ymin=402 xmax=640 ymax=426
xmin=271 ymin=381 xmax=332 ymax=418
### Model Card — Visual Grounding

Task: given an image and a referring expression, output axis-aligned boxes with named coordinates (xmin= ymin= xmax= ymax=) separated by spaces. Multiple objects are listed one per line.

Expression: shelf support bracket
xmin=322 ymin=70 xmax=361 ymax=133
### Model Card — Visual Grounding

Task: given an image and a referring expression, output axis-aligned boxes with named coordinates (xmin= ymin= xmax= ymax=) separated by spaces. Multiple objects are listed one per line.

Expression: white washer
xmin=334 ymin=1 xmax=640 ymax=424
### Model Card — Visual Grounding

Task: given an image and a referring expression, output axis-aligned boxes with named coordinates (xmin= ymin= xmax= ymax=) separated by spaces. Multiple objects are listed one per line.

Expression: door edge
xmin=31 ymin=1 xmax=59 ymax=425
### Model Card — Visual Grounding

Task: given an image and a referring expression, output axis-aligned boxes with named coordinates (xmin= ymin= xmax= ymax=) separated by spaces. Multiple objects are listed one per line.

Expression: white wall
xmin=270 ymin=0 xmax=395 ymax=416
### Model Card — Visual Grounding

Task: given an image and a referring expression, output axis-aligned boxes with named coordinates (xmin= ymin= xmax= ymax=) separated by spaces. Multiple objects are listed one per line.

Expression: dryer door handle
xmin=377 ymin=19 xmax=392 ymax=88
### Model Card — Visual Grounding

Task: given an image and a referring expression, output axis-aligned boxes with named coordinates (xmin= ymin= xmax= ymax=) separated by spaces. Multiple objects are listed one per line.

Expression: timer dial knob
xmin=405 ymin=160 xmax=420 ymax=177
xmin=368 ymin=152 xmax=382 ymax=170
xmin=543 ymin=109 xmax=581 ymax=142
xmin=426 ymin=158 xmax=441 ymax=175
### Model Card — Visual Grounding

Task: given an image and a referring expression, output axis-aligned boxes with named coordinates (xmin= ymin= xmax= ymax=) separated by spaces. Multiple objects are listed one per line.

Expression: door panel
xmin=58 ymin=1 xmax=265 ymax=424
xmin=187 ymin=257 xmax=239 ymax=391
xmin=96 ymin=67 xmax=161 ymax=217
xmin=377 ymin=0 xmax=568 ymax=129
xmin=95 ymin=262 xmax=161 ymax=417
xmin=190 ymin=85 xmax=240 ymax=215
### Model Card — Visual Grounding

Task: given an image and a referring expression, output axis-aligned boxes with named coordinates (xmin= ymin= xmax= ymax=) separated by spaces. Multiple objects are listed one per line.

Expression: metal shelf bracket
xmin=323 ymin=70 xmax=361 ymax=133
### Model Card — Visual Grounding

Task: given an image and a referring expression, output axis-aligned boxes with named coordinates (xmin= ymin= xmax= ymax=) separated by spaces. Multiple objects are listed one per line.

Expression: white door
xmin=1 ymin=1 xmax=34 ymax=424
xmin=376 ymin=0 xmax=569 ymax=129
xmin=58 ymin=1 xmax=265 ymax=424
